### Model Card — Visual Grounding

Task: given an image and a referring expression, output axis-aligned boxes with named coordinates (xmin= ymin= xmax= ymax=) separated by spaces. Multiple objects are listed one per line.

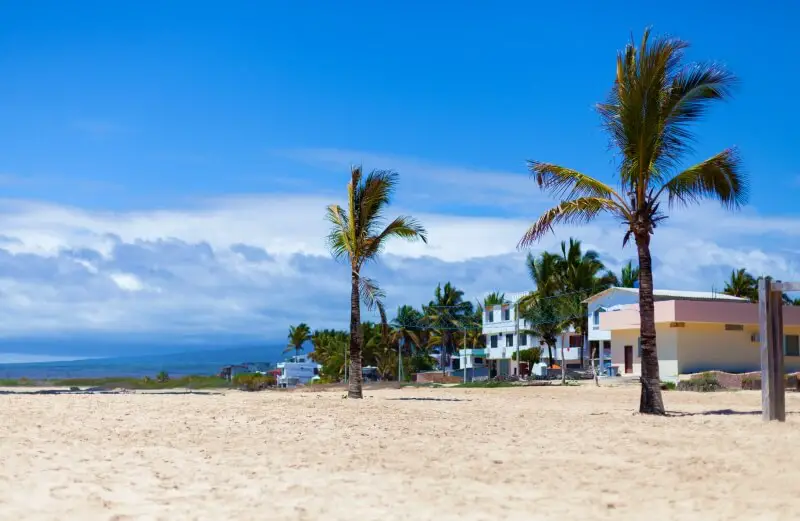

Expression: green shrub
xmin=660 ymin=381 xmax=677 ymax=391
xmin=233 ymin=373 xmax=276 ymax=391
xmin=155 ymin=371 xmax=170 ymax=383
xmin=677 ymin=373 xmax=721 ymax=392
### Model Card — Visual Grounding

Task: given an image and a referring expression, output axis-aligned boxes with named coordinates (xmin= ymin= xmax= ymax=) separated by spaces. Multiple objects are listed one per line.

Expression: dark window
xmin=313 ymin=368 xmax=319 ymax=375
xmin=519 ymin=334 xmax=527 ymax=346
xmin=503 ymin=308 xmax=511 ymax=321
xmin=569 ymin=335 xmax=583 ymax=347
xmin=490 ymin=335 xmax=498 ymax=348
xmin=786 ymin=335 xmax=800 ymax=357
xmin=474 ymin=357 xmax=484 ymax=364
xmin=486 ymin=310 xmax=493 ymax=323
xmin=505 ymin=334 xmax=514 ymax=347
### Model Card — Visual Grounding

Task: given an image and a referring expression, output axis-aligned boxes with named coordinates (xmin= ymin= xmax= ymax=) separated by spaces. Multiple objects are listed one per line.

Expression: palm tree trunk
xmin=348 ymin=269 xmax=364 ymax=399
xmin=546 ymin=343 xmax=554 ymax=368
xmin=634 ymin=232 xmax=665 ymax=415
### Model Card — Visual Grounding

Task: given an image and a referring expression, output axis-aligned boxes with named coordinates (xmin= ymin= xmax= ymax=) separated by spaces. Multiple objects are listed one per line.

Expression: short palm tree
xmin=391 ymin=305 xmax=423 ymax=357
xmin=518 ymin=29 xmax=748 ymax=415
xmin=424 ymin=282 xmax=469 ymax=372
xmin=618 ymin=261 xmax=641 ymax=288
xmin=723 ymin=268 xmax=758 ymax=302
xmin=285 ymin=323 xmax=311 ymax=358
xmin=326 ymin=166 xmax=427 ymax=398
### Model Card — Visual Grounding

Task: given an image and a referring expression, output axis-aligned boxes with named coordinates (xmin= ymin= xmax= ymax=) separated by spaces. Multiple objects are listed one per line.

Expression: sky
xmin=0 ymin=1 xmax=798 ymax=357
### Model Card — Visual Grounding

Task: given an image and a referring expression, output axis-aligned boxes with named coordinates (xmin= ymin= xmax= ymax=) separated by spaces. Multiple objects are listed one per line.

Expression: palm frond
xmin=657 ymin=148 xmax=747 ymax=209
xmin=528 ymin=162 xmax=625 ymax=205
xmin=359 ymin=169 xmax=398 ymax=236
xmin=518 ymin=197 xmax=625 ymax=249
xmin=359 ymin=276 xmax=385 ymax=311
xmin=325 ymin=204 xmax=352 ymax=261
xmin=363 ymin=216 xmax=428 ymax=261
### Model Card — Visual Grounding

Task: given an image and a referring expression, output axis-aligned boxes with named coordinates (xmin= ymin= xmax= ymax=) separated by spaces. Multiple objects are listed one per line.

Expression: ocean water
xmin=0 ymin=345 xmax=287 ymax=380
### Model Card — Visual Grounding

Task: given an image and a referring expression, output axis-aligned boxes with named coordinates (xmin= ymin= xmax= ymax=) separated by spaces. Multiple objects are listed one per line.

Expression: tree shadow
xmin=667 ymin=409 xmax=799 ymax=417
xmin=386 ymin=397 xmax=470 ymax=402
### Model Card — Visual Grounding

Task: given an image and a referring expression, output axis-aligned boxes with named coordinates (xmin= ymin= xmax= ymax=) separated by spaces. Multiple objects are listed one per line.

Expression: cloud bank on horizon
xmin=0 ymin=149 xmax=798 ymax=341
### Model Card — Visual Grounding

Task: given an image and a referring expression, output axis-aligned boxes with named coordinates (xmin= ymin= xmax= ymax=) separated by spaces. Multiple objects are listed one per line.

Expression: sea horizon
xmin=0 ymin=344 xmax=290 ymax=380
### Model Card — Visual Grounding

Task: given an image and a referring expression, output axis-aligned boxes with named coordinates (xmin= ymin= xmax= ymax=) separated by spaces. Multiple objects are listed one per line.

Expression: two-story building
xmin=483 ymin=291 xmax=582 ymax=377
xmin=583 ymin=287 xmax=747 ymax=375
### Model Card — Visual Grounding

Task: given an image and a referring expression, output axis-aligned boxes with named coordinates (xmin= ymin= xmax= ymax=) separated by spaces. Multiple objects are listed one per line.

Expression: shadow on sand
xmin=667 ymin=409 xmax=799 ymax=417
xmin=386 ymin=397 xmax=470 ymax=402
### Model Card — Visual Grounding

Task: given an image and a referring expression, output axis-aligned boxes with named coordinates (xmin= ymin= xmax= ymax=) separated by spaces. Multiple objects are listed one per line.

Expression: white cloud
xmin=0 ymin=160 xmax=796 ymax=339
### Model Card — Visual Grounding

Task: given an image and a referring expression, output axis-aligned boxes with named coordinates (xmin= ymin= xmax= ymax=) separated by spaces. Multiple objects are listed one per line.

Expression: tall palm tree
xmin=285 ymin=323 xmax=311 ymax=358
xmin=326 ymin=166 xmax=428 ymax=398
xmin=519 ymin=252 xmax=563 ymax=366
xmin=723 ymin=268 xmax=758 ymax=302
xmin=518 ymin=29 xmax=747 ymax=415
xmin=424 ymin=282 xmax=469 ymax=373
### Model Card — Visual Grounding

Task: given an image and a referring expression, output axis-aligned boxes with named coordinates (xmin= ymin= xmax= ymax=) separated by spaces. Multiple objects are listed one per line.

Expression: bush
xmin=233 ymin=373 xmax=276 ymax=391
xmin=660 ymin=381 xmax=677 ymax=391
xmin=155 ymin=371 xmax=170 ymax=383
xmin=677 ymin=372 xmax=721 ymax=392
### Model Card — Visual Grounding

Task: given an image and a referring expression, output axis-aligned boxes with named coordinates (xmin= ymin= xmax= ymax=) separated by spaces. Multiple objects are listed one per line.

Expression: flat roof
xmin=582 ymin=287 xmax=747 ymax=304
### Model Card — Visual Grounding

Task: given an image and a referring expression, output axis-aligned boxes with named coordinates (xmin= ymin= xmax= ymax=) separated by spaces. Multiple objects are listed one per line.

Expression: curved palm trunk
xmin=634 ymin=233 xmax=665 ymax=415
xmin=348 ymin=269 xmax=364 ymax=399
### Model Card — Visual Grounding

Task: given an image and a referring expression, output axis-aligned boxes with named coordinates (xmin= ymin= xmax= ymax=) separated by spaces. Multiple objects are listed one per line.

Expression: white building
xmin=583 ymin=287 xmax=747 ymax=374
xmin=483 ymin=291 xmax=582 ymax=377
xmin=276 ymin=354 xmax=321 ymax=388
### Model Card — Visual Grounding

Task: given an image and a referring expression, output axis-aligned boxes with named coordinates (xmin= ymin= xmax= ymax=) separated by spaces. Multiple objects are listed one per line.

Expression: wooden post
xmin=760 ymin=277 xmax=786 ymax=422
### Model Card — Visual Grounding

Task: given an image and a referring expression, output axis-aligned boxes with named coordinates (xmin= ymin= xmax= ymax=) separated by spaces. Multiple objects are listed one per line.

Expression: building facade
xmin=599 ymin=299 xmax=800 ymax=381
xmin=583 ymin=287 xmax=746 ymax=374
xmin=483 ymin=291 xmax=582 ymax=376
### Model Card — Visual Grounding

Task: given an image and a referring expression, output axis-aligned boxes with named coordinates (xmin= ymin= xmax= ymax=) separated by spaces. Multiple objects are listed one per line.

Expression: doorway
xmin=624 ymin=345 xmax=633 ymax=374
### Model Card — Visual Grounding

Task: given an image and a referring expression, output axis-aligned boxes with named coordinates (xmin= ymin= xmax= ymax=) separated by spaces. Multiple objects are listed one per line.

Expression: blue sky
xmin=0 ymin=1 xmax=798 ymax=357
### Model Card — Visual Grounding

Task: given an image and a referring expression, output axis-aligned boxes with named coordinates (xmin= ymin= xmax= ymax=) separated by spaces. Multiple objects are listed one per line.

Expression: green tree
xmin=518 ymin=29 xmax=747 ymax=415
xmin=519 ymin=252 xmax=564 ymax=367
xmin=285 ymin=323 xmax=312 ymax=358
xmin=723 ymin=268 xmax=758 ymax=302
xmin=608 ymin=260 xmax=640 ymax=288
xmin=391 ymin=305 xmax=423 ymax=357
xmin=424 ymin=282 xmax=471 ymax=373
xmin=483 ymin=292 xmax=507 ymax=307
xmin=326 ymin=166 xmax=428 ymax=398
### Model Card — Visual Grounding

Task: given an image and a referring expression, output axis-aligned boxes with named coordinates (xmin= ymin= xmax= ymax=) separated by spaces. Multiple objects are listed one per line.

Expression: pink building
xmin=599 ymin=300 xmax=800 ymax=380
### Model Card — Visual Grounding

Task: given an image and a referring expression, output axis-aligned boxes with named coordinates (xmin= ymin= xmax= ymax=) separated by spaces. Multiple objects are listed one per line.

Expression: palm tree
xmin=424 ymin=282 xmax=470 ymax=373
xmin=326 ymin=166 xmax=428 ymax=398
xmin=519 ymin=252 xmax=563 ymax=366
xmin=723 ymin=268 xmax=758 ymax=302
xmin=285 ymin=323 xmax=311 ymax=358
xmin=391 ymin=305 xmax=423 ymax=357
xmin=483 ymin=292 xmax=507 ymax=307
xmin=518 ymin=29 xmax=747 ymax=415
xmin=616 ymin=261 xmax=641 ymax=288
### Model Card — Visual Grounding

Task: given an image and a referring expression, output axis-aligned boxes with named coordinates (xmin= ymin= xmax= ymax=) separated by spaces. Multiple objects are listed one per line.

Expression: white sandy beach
xmin=1 ymin=384 xmax=799 ymax=520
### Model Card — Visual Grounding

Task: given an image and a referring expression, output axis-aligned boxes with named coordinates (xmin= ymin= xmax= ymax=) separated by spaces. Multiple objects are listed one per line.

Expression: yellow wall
xmin=610 ymin=325 xmax=679 ymax=380
xmin=676 ymin=323 xmax=800 ymax=374
xmin=611 ymin=323 xmax=800 ymax=378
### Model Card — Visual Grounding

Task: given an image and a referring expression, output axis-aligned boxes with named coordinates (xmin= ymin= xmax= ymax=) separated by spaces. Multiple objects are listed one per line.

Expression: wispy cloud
xmin=275 ymin=147 xmax=544 ymax=212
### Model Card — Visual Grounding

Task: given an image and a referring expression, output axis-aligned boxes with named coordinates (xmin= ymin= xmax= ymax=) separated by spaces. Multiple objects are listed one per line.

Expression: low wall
xmin=683 ymin=370 xmax=800 ymax=391
xmin=414 ymin=372 xmax=462 ymax=384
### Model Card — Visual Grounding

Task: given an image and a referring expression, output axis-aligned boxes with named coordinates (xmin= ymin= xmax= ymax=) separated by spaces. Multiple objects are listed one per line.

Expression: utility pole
xmin=514 ymin=299 xmax=520 ymax=379
xmin=463 ymin=326 xmax=467 ymax=383
xmin=398 ymin=337 xmax=404 ymax=383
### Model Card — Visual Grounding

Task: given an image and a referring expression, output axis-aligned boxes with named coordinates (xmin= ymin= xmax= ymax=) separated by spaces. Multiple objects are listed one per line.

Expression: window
xmin=569 ymin=335 xmax=583 ymax=347
xmin=785 ymin=335 xmax=800 ymax=357
xmin=490 ymin=335 xmax=498 ymax=348
xmin=519 ymin=334 xmax=527 ymax=346
xmin=505 ymin=334 xmax=514 ymax=347
xmin=593 ymin=309 xmax=601 ymax=325
xmin=486 ymin=309 xmax=493 ymax=323
xmin=474 ymin=357 xmax=484 ymax=365
xmin=503 ymin=308 xmax=511 ymax=321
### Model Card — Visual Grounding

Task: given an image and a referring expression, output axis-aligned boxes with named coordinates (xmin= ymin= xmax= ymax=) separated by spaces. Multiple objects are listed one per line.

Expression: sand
xmin=1 ymin=384 xmax=799 ymax=521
